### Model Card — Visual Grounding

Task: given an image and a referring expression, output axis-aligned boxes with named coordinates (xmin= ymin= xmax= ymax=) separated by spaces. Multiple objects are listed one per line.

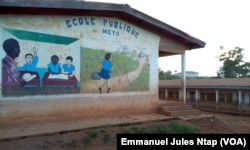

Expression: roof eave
xmin=159 ymin=85 xmax=250 ymax=90
xmin=0 ymin=1 xmax=206 ymax=49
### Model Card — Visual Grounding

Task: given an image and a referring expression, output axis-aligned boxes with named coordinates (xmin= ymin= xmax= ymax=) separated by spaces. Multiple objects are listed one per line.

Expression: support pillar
xmin=181 ymin=52 xmax=186 ymax=104
xmin=224 ymin=92 xmax=227 ymax=103
xmin=245 ymin=93 xmax=250 ymax=104
xmin=195 ymin=89 xmax=199 ymax=107
xmin=164 ymin=89 xmax=168 ymax=100
xmin=238 ymin=90 xmax=242 ymax=113
xmin=216 ymin=89 xmax=219 ymax=110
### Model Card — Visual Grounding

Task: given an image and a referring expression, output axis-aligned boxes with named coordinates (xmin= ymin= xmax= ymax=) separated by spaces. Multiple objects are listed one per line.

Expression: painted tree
xmin=217 ymin=47 xmax=250 ymax=78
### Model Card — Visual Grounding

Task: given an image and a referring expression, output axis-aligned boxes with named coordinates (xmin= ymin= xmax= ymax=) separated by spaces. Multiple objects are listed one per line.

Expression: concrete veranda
xmin=0 ymin=113 xmax=172 ymax=140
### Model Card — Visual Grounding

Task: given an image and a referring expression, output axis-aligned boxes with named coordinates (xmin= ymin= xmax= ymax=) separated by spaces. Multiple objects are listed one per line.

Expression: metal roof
xmin=0 ymin=1 xmax=205 ymax=50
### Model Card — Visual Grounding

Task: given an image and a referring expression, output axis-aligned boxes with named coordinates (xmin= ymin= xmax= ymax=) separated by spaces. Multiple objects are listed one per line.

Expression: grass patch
xmin=119 ymin=128 xmax=131 ymax=134
xmin=57 ymin=140 xmax=64 ymax=145
xmin=86 ymin=131 xmax=98 ymax=139
xmin=133 ymin=127 xmax=152 ymax=134
xmin=102 ymin=134 xmax=113 ymax=143
xmin=81 ymin=136 xmax=91 ymax=146
xmin=48 ymin=121 xmax=199 ymax=148
xmin=101 ymin=122 xmax=133 ymax=129
xmin=123 ymin=122 xmax=199 ymax=134
xmin=62 ymin=139 xmax=78 ymax=148
xmin=39 ymin=142 xmax=50 ymax=150
xmin=80 ymin=131 xmax=98 ymax=146
xmin=156 ymin=122 xmax=199 ymax=134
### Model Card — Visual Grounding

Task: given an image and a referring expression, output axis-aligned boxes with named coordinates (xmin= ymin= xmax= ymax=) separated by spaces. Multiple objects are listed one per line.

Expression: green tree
xmin=217 ymin=47 xmax=250 ymax=78
xmin=159 ymin=68 xmax=179 ymax=80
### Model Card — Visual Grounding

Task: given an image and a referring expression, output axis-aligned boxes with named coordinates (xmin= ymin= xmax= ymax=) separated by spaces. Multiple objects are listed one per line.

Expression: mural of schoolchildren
xmin=2 ymin=38 xmax=25 ymax=87
xmin=62 ymin=56 xmax=75 ymax=77
xmin=23 ymin=46 xmax=39 ymax=71
xmin=97 ymin=52 xmax=113 ymax=94
xmin=48 ymin=55 xmax=61 ymax=74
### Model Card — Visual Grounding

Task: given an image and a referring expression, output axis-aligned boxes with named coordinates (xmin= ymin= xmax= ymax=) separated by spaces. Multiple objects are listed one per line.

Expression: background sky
xmin=87 ymin=0 xmax=250 ymax=76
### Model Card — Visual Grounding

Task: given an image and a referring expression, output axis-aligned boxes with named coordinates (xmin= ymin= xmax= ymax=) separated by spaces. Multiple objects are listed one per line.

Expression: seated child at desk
xmin=62 ymin=56 xmax=75 ymax=77
xmin=48 ymin=55 xmax=61 ymax=74
xmin=23 ymin=46 xmax=39 ymax=71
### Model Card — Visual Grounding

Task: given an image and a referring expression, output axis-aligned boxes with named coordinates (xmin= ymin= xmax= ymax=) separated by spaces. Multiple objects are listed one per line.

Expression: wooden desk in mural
xmin=20 ymin=71 xmax=40 ymax=87
xmin=42 ymin=72 xmax=77 ymax=87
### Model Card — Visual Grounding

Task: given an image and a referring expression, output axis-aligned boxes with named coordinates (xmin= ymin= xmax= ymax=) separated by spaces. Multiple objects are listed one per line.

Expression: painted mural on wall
xmin=0 ymin=15 xmax=159 ymax=96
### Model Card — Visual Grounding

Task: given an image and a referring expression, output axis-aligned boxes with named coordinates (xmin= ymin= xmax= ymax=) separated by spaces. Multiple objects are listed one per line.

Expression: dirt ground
xmin=1 ymin=112 xmax=250 ymax=150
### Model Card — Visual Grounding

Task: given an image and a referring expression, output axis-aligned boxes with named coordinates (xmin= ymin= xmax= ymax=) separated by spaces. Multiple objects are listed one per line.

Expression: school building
xmin=159 ymin=79 xmax=250 ymax=115
xmin=0 ymin=1 xmax=205 ymax=124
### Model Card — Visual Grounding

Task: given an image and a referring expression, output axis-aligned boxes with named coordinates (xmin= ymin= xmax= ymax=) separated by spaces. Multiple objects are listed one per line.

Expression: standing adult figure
xmin=2 ymin=38 xmax=23 ymax=87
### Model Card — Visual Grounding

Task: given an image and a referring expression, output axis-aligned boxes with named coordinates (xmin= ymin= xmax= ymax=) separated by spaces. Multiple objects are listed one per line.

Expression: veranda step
xmin=158 ymin=105 xmax=193 ymax=112
xmin=159 ymin=102 xmax=186 ymax=107
xmin=161 ymin=109 xmax=200 ymax=117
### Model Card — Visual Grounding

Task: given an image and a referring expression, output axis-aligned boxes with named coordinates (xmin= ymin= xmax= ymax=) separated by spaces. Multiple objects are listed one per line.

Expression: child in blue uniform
xmin=98 ymin=53 xmax=112 ymax=93
xmin=62 ymin=56 xmax=75 ymax=77
xmin=23 ymin=47 xmax=39 ymax=71
xmin=48 ymin=55 xmax=61 ymax=74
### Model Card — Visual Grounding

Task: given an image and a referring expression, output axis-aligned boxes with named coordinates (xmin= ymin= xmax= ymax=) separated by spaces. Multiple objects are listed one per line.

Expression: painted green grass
xmin=112 ymin=51 xmax=140 ymax=77
xmin=80 ymin=47 xmax=140 ymax=82
xmin=126 ymin=65 xmax=149 ymax=91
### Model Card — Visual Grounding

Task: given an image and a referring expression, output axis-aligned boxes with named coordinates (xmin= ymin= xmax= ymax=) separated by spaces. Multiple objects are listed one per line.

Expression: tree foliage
xmin=159 ymin=68 xmax=179 ymax=80
xmin=217 ymin=47 xmax=250 ymax=78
